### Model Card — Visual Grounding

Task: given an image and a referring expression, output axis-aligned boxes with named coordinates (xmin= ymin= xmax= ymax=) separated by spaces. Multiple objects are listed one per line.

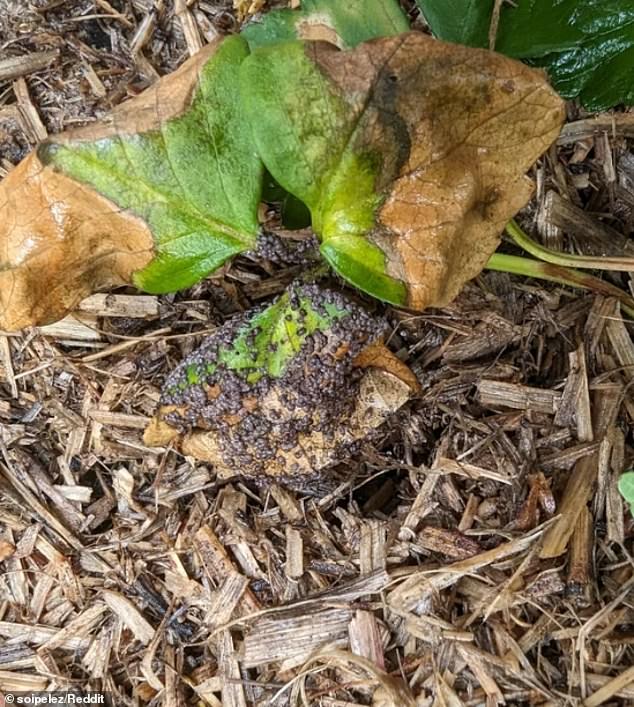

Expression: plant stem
xmin=505 ymin=219 xmax=634 ymax=271
xmin=486 ymin=253 xmax=634 ymax=318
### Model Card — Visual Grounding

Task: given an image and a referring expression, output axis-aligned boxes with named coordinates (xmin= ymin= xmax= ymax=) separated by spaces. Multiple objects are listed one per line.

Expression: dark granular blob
xmin=250 ymin=230 xmax=320 ymax=266
xmin=159 ymin=282 xmax=386 ymax=480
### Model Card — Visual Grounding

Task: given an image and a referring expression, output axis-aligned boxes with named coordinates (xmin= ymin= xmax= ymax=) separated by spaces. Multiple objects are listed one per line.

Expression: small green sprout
xmin=186 ymin=365 xmax=202 ymax=386
xmin=617 ymin=471 xmax=634 ymax=517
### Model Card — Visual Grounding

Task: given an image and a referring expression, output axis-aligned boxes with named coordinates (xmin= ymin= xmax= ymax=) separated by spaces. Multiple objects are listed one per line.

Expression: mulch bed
xmin=1 ymin=2 xmax=633 ymax=705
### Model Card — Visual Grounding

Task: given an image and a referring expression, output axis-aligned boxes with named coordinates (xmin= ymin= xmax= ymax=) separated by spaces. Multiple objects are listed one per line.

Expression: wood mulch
xmin=0 ymin=1 xmax=633 ymax=705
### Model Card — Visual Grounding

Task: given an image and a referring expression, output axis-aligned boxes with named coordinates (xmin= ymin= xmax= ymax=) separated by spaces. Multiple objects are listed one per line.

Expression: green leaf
xmin=243 ymin=0 xmax=409 ymax=50
xmin=240 ymin=40 xmax=406 ymax=305
xmin=163 ymin=282 xmax=379 ymax=396
xmin=417 ymin=0 xmax=634 ymax=110
xmin=240 ymin=36 xmax=563 ymax=310
xmin=243 ymin=0 xmax=409 ymax=235
xmin=618 ymin=471 xmax=634 ymax=506
xmin=416 ymin=0 xmax=492 ymax=47
xmin=40 ymin=36 xmax=262 ymax=293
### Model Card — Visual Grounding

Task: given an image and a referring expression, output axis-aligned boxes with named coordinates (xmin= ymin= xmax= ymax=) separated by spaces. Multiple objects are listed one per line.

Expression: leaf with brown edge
xmin=353 ymin=340 xmax=421 ymax=394
xmin=242 ymin=0 xmax=409 ymax=51
xmin=143 ymin=282 xmax=415 ymax=487
xmin=0 ymin=36 xmax=261 ymax=331
xmin=240 ymin=32 xmax=566 ymax=311
xmin=0 ymin=152 xmax=154 ymax=331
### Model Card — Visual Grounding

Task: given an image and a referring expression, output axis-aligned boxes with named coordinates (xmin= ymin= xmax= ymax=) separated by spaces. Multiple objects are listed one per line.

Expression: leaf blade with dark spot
xmin=44 ymin=35 xmax=261 ymax=294
xmin=241 ymin=33 xmax=565 ymax=311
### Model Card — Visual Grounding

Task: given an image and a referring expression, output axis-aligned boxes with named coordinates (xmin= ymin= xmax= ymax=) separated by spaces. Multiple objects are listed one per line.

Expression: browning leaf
xmin=143 ymin=283 xmax=414 ymax=485
xmin=240 ymin=32 xmax=565 ymax=310
xmin=353 ymin=340 xmax=421 ymax=393
xmin=0 ymin=36 xmax=261 ymax=330
xmin=242 ymin=0 xmax=409 ymax=50
xmin=0 ymin=152 xmax=154 ymax=331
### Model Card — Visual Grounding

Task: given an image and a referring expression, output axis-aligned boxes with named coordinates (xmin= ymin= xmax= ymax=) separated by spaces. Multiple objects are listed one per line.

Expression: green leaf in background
xmin=281 ymin=193 xmax=312 ymax=230
xmin=262 ymin=171 xmax=311 ymax=229
xmin=242 ymin=0 xmax=409 ymax=50
xmin=40 ymin=35 xmax=262 ymax=293
xmin=417 ymin=0 xmax=634 ymax=110
xmin=240 ymin=35 xmax=564 ymax=311
xmin=416 ymin=0 xmax=491 ymax=47
xmin=618 ymin=471 xmax=634 ymax=517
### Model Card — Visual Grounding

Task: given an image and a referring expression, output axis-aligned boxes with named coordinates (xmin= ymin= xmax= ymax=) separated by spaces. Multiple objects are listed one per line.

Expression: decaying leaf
xmin=242 ymin=0 xmax=409 ymax=50
xmin=144 ymin=283 xmax=415 ymax=484
xmin=0 ymin=36 xmax=261 ymax=330
xmin=240 ymin=32 xmax=565 ymax=310
xmin=354 ymin=340 xmax=421 ymax=394
xmin=0 ymin=153 xmax=154 ymax=331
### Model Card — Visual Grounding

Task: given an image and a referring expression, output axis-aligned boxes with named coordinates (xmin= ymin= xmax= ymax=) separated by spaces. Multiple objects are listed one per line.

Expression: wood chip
xmin=0 ymin=51 xmax=58 ymax=82
xmin=77 ymin=293 xmax=160 ymax=319
xmin=242 ymin=606 xmax=352 ymax=668
xmin=193 ymin=525 xmax=261 ymax=614
xmin=41 ymin=604 xmax=107 ymax=652
xmin=38 ymin=314 xmax=102 ymax=343
xmin=584 ymin=665 xmax=634 ymax=707
xmin=175 ymin=0 xmax=203 ymax=56
xmin=102 ymin=591 xmax=155 ymax=645
xmin=555 ymin=343 xmax=593 ymax=441
xmin=13 ymin=77 xmax=47 ymax=142
xmin=566 ymin=506 xmax=593 ymax=607
xmin=389 ymin=523 xmax=550 ymax=614
xmin=415 ymin=526 xmax=482 ymax=560
xmin=478 ymin=380 xmax=561 ymax=414
xmin=606 ymin=310 xmax=634 ymax=381
xmin=348 ymin=610 xmax=385 ymax=670
xmin=285 ymin=526 xmax=304 ymax=580
xmin=558 ymin=114 xmax=634 ymax=144
xmin=541 ymin=384 xmax=622 ymax=558
xmin=218 ymin=630 xmax=247 ymax=707
xmin=359 ymin=519 xmax=387 ymax=574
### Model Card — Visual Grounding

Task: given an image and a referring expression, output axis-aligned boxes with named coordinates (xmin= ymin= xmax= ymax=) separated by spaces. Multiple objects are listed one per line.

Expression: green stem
xmin=486 ymin=253 xmax=634 ymax=318
xmin=506 ymin=219 xmax=634 ymax=272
